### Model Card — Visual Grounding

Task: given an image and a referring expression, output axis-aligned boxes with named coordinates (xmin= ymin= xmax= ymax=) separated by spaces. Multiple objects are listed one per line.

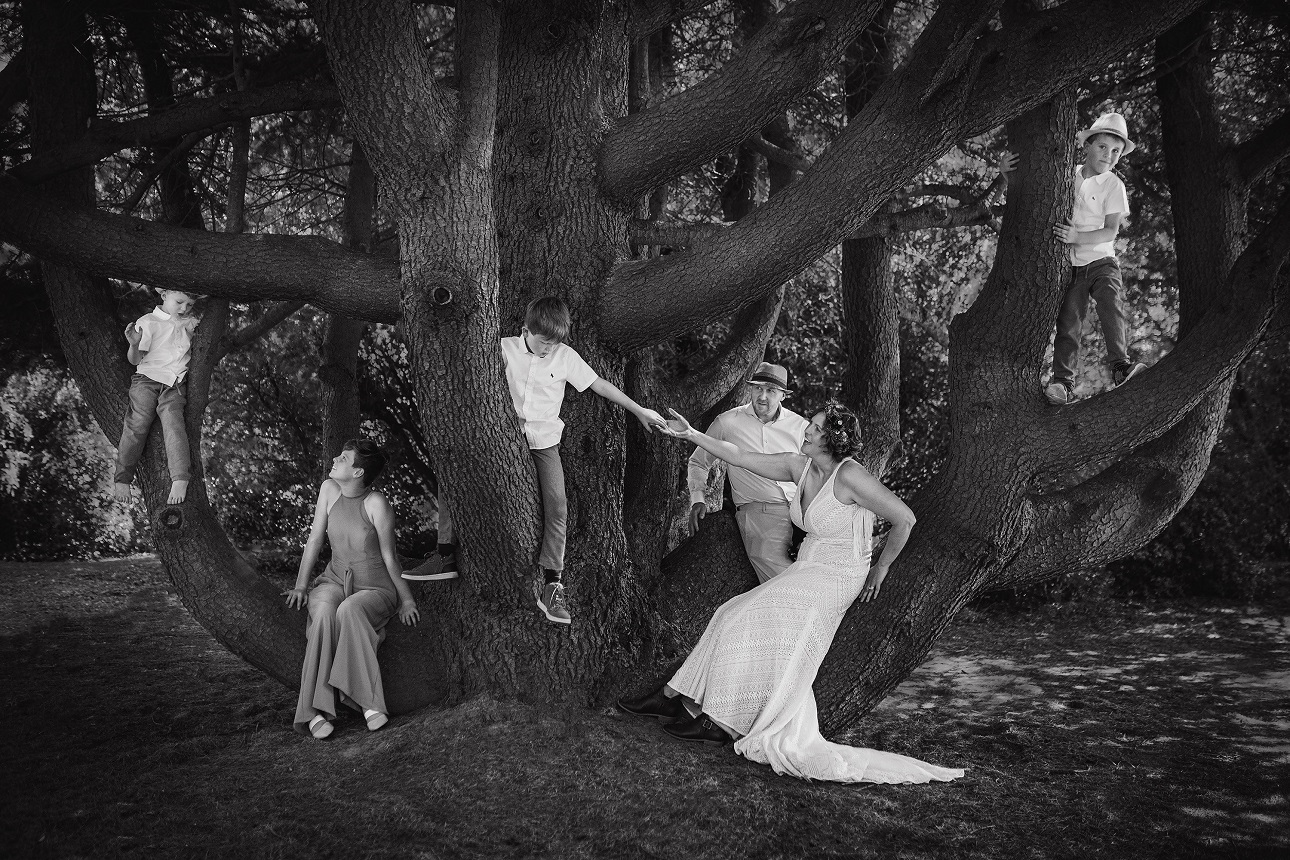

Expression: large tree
xmin=3 ymin=0 xmax=1288 ymax=728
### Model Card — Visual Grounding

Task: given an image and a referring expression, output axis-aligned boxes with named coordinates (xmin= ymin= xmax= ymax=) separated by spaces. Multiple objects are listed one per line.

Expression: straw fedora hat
xmin=747 ymin=362 xmax=793 ymax=393
xmin=1076 ymin=112 xmax=1135 ymax=156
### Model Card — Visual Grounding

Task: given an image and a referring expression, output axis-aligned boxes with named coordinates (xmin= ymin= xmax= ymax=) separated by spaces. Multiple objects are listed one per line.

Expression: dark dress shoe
xmin=663 ymin=714 xmax=731 ymax=746
xmin=616 ymin=687 xmax=689 ymax=722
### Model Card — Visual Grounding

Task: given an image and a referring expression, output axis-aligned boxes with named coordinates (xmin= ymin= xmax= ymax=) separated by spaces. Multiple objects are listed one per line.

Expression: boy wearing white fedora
xmin=1045 ymin=111 xmax=1146 ymax=405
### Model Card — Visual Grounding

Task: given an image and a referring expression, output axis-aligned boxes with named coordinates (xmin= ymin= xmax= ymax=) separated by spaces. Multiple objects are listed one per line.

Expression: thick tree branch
xmin=1236 ymin=107 xmax=1290 ymax=184
xmin=960 ymin=0 xmax=1206 ymax=138
xmin=600 ymin=0 xmax=885 ymax=200
xmin=629 ymin=0 xmax=721 ymax=41
xmin=630 ymin=199 xmax=978 ymax=254
xmin=996 ymin=388 xmax=1230 ymax=591
xmin=0 ymin=174 xmax=403 ymax=321
xmin=1028 ymin=193 xmax=1290 ymax=496
xmin=9 ymin=79 xmax=339 ymax=184
xmin=599 ymin=0 xmax=1205 ymax=348
xmin=627 ymin=218 xmax=726 ymax=249
xmin=662 ymin=289 xmax=785 ymax=419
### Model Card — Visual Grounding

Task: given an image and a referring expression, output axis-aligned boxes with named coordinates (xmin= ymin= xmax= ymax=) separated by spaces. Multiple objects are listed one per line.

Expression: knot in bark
xmin=794 ymin=17 xmax=827 ymax=44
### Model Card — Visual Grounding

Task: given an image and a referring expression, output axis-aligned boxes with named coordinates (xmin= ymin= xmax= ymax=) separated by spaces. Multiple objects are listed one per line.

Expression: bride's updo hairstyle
xmin=818 ymin=402 xmax=864 ymax=460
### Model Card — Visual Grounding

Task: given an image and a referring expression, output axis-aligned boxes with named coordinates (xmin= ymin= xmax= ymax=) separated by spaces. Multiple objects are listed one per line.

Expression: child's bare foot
xmin=112 ymin=482 xmax=133 ymax=503
xmin=167 ymin=480 xmax=189 ymax=504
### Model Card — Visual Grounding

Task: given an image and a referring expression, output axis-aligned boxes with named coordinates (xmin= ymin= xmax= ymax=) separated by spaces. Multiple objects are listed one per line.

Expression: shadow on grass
xmin=0 ymin=558 xmax=1287 ymax=859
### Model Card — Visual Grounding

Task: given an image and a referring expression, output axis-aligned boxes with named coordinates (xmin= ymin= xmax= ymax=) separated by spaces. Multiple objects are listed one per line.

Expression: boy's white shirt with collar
xmin=134 ymin=306 xmax=198 ymax=387
xmin=686 ymin=403 xmax=808 ymax=507
xmin=500 ymin=334 xmax=597 ymax=449
xmin=1069 ymin=167 xmax=1130 ymax=267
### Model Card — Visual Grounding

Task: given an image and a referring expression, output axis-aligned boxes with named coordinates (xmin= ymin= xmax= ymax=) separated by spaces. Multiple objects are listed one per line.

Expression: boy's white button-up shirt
xmin=501 ymin=335 xmax=598 ymax=450
xmin=687 ymin=403 xmax=809 ymax=507
xmin=1069 ymin=168 xmax=1130 ymax=266
xmin=135 ymin=307 xmax=198 ymax=387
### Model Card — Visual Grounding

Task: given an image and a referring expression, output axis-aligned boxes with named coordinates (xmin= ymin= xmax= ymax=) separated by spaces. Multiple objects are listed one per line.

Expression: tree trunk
xmin=320 ymin=141 xmax=375 ymax=455
xmin=814 ymin=89 xmax=1081 ymax=730
xmin=840 ymin=7 xmax=900 ymax=474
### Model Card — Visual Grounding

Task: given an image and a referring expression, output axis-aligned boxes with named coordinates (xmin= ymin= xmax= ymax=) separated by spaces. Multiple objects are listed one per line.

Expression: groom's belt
xmin=735 ymin=500 xmax=789 ymax=512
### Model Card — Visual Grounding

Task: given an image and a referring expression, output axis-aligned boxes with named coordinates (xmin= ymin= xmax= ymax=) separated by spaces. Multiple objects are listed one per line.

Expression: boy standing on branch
xmin=1044 ymin=111 xmax=1147 ymax=405
xmin=406 ymin=297 xmax=669 ymax=626
xmin=111 ymin=288 xmax=203 ymax=505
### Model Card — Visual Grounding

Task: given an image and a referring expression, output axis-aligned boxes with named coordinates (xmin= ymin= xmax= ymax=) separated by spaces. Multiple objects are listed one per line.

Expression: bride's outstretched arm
xmin=664 ymin=408 xmax=803 ymax=483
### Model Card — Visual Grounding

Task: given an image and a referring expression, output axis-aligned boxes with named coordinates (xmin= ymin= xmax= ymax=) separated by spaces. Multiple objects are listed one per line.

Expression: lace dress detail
xmin=668 ymin=460 xmax=964 ymax=784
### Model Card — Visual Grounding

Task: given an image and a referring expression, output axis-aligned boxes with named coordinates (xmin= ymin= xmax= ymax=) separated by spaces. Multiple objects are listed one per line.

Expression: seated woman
xmin=284 ymin=439 xmax=419 ymax=738
xmin=620 ymin=403 xmax=963 ymax=784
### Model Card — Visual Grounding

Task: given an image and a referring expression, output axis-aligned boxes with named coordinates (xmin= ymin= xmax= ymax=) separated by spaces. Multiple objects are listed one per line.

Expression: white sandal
xmin=364 ymin=709 xmax=388 ymax=731
xmin=308 ymin=715 xmax=333 ymax=739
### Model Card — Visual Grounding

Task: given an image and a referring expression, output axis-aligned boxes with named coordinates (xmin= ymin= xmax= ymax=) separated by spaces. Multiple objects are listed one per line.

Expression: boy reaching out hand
xmin=405 ymin=296 xmax=668 ymax=626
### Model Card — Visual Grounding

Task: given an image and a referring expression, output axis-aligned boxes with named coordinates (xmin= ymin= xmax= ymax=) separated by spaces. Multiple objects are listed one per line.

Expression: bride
xmin=620 ymin=402 xmax=963 ymax=784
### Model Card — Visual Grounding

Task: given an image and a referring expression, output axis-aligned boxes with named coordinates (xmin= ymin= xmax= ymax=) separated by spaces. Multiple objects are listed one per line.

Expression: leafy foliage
xmin=0 ymin=365 xmax=147 ymax=560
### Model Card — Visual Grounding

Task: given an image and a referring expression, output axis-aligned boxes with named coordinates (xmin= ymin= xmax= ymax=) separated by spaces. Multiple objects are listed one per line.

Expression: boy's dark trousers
xmin=114 ymin=374 xmax=191 ymax=484
xmin=435 ymin=444 xmax=568 ymax=571
xmin=1051 ymin=256 xmax=1129 ymax=385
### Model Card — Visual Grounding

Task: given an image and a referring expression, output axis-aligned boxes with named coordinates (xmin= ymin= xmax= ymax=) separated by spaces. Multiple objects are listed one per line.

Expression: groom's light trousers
xmin=735 ymin=500 xmax=794 ymax=584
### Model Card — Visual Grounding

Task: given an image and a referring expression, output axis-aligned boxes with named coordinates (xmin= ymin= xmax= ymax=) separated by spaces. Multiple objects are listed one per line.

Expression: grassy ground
xmin=1 ymin=557 xmax=1287 ymax=860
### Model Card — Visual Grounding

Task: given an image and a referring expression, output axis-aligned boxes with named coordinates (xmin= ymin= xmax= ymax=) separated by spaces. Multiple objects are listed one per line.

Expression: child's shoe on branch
xmin=403 ymin=543 xmax=458 ymax=581
xmin=537 ymin=578 xmax=572 ymax=625
xmin=1112 ymin=361 xmax=1145 ymax=387
xmin=1044 ymin=380 xmax=1075 ymax=406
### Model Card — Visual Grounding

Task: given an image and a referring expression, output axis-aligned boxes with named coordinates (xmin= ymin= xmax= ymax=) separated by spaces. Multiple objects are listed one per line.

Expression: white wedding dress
xmin=668 ymin=460 xmax=965 ymax=784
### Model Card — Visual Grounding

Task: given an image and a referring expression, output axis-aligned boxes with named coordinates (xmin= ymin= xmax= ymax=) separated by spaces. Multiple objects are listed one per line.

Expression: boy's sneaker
xmin=1112 ymin=361 xmax=1145 ymax=387
xmin=402 ymin=553 xmax=458 ymax=581
xmin=537 ymin=581 xmax=572 ymax=625
xmin=1044 ymin=381 xmax=1074 ymax=405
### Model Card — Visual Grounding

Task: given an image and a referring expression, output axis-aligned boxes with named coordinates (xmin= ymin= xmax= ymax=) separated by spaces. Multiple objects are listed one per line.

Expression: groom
xmin=685 ymin=362 xmax=808 ymax=583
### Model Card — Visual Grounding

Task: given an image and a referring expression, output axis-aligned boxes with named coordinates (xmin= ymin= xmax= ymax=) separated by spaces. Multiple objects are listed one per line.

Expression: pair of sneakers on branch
xmin=1000 ymin=111 xmax=1149 ymax=407
xmin=402 ymin=297 xmax=669 ymax=625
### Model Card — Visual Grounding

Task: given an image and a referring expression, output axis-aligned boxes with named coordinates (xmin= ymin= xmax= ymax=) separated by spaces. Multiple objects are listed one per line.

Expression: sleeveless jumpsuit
xmin=293 ymin=490 xmax=399 ymax=730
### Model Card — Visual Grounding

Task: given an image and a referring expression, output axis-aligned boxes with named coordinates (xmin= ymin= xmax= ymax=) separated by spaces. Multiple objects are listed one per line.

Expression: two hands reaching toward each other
xmin=635 ymin=407 xmax=695 ymax=438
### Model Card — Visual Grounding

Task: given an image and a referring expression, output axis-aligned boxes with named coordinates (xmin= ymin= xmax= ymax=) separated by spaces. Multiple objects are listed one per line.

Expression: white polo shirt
xmin=687 ymin=403 xmax=808 ymax=507
xmin=501 ymin=334 xmax=598 ymax=450
xmin=1069 ymin=167 xmax=1129 ymax=266
xmin=134 ymin=307 xmax=198 ymax=387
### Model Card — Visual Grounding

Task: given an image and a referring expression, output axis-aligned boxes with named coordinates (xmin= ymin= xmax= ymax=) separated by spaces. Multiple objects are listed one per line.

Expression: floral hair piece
xmin=818 ymin=401 xmax=864 ymax=459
